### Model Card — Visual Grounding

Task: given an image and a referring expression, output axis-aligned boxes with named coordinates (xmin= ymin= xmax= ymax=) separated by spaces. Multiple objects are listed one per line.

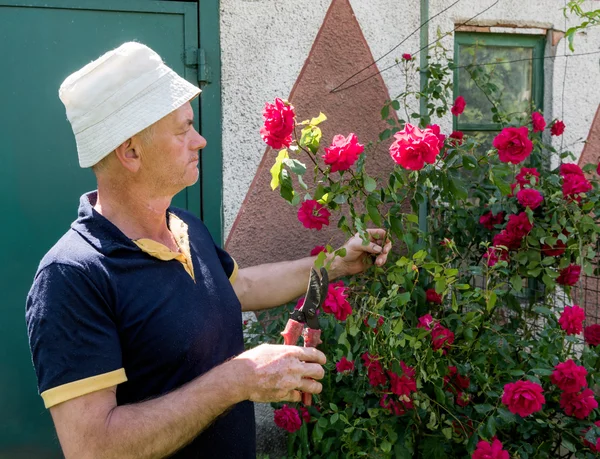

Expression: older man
xmin=26 ymin=42 xmax=390 ymax=459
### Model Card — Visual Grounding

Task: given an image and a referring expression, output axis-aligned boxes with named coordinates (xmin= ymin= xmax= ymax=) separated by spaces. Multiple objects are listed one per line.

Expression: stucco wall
xmin=220 ymin=0 xmax=600 ymax=240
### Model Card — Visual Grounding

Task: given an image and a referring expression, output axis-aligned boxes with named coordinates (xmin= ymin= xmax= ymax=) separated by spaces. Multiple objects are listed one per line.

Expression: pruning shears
xmin=281 ymin=267 xmax=329 ymax=405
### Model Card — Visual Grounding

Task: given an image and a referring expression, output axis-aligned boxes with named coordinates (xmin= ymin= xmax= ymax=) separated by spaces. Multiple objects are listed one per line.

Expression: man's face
xmin=137 ymin=101 xmax=206 ymax=196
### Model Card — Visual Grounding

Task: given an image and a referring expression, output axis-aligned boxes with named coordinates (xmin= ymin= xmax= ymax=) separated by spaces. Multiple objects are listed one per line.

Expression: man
xmin=26 ymin=42 xmax=391 ymax=459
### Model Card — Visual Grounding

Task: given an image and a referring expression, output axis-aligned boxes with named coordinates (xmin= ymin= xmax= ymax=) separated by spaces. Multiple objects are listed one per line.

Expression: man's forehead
xmin=172 ymin=102 xmax=194 ymax=123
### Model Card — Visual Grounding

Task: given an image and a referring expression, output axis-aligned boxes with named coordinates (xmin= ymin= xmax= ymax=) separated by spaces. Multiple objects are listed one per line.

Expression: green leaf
xmin=486 ymin=291 xmax=497 ymax=312
xmin=364 ymin=175 xmax=377 ymax=192
xmin=531 ymin=368 xmax=553 ymax=376
xmin=309 ymin=112 xmax=327 ymax=126
xmin=380 ymin=440 xmax=392 ymax=453
xmin=561 ymin=438 xmax=576 ymax=453
xmin=474 ymin=404 xmax=493 ymax=414
xmin=397 ymin=292 xmax=411 ymax=306
xmin=299 ymin=126 xmax=322 ymax=154
xmin=510 ymin=274 xmax=523 ymax=292
xmin=269 ymin=149 xmax=288 ymax=190
xmin=282 ymin=158 xmax=306 ymax=175
xmin=279 ymin=169 xmax=295 ymax=202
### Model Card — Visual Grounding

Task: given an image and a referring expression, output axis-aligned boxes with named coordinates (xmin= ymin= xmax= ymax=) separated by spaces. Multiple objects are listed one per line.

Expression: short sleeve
xmin=214 ymin=245 xmax=238 ymax=284
xmin=26 ymin=263 xmax=126 ymax=408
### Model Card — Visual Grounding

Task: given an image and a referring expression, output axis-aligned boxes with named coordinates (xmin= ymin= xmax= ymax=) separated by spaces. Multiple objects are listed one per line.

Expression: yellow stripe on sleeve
xmin=229 ymin=259 xmax=239 ymax=285
xmin=41 ymin=368 xmax=127 ymax=408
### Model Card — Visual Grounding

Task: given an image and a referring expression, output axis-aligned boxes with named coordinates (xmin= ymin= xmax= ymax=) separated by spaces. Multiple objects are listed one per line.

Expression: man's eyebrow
xmin=184 ymin=119 xmax=194 ymax=126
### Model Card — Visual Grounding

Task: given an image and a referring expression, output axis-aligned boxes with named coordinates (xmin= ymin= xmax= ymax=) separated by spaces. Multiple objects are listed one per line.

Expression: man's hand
xmin=233 ymin=344 xmax=326 ymax=403
xmin=330 ymin=228 xmax=392 ymax=277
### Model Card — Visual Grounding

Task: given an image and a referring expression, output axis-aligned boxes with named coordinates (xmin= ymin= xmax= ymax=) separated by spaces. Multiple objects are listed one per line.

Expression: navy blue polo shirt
xmin=26 ymin=191 xmax=256 ymax=458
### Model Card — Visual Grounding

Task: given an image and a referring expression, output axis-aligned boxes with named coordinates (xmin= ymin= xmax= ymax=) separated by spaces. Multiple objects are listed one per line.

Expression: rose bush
xmin=246 ymin=45 xmax=600 ymax=458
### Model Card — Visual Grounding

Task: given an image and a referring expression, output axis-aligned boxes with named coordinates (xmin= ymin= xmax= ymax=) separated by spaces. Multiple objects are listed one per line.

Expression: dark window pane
xmin=457 ymin=45 xmax=533 ymax=125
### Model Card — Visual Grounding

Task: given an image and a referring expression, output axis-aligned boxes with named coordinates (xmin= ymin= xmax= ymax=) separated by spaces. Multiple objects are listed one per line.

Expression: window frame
xmin=452 ymin=32 xmax=546 ymax=134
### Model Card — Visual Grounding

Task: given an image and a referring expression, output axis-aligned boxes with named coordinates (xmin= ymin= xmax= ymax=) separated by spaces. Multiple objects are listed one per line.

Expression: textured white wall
xmin=220 ymin=0 xmax=331 ymax=237
xmin=220 ymin=0 xmax=600 ymax=238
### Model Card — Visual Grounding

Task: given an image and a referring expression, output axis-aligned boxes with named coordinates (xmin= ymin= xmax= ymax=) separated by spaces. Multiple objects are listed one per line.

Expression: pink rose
xmin=389 ymin=123 xmax=441 ymax=170
xmin=274 ymin=404 xmax=302 ymax=432
xmin=471 ymin=439 xmax=509 ymax=459
xmin=479 ymin=211 xmax=505 ymax=230
xmin=551 ymin=120 xmax=566 ymax=136
xmin=402 ymin=53 xmax=413 ymax=61
xmin=493 ymin=126 xmax=533 ymax=164
xmin=584 ymin=324 xmax=600 ymax=346
xmin=260 ymin=98 xmax=295 ymax=149
xmin=336 ymin=356 xmax=355 ymax=374
xmin=502 ymin=380 xmax=545 ymax=417
xmin=388 ymin=366 xmax=417 ymax=397
xmin=426 ymin=124 xmax=446 ymax=150
xmin=322 ymin=133 xmax=364 ymax=173
xmin=557 ymin=264 xmax=581 ymax=286
xmin=451 ymin=96 xmax=466 ymax=116
xmin=551 ymin=359 xmax=588 ymax=393
xmin=310 ymin=245 xmax=327 ymax=256
xmin=532 ymin=112 xmax=546 ymax=132
xmin=431 ymin=323 xmax=454 ymax=352
xmin=362 ymin=352 xmax=387 ymax=387
xmin=426 ymin=288 xmax=443 ymax=304
xmin=559 ymin=305 xmax=585 ymax=334
xmin=516 ymin=167 xmax=540 ymax=186
xmin=417 ymin=314 xmax=434 ymax=330
xmin=560 ymin=389 xmax=598 ymax=419
xmin=323 ymin=281 xmax=352 ymax=321
xmin=297 ymin=200 xmax=331 ymax=230
xmin=517 ymin=188 xmax=544 ymax=210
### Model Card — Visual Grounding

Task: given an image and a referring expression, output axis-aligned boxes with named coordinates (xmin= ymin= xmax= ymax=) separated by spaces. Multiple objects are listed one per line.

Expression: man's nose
xmin=191 ymin=128 xmax=207 ymax=150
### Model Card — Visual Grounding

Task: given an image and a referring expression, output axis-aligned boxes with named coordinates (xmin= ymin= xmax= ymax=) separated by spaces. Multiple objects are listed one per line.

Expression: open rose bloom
xmin=389 ymin=123 xmax=441 ymax=170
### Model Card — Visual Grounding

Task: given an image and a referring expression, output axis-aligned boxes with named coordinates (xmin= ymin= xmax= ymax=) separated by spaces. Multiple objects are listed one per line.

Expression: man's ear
xmin=113 ymin=138 xmax=141 ymax=173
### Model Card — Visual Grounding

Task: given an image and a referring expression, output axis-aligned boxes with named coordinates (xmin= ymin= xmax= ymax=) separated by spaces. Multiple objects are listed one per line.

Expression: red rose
xmin=516 ymin=167 xmax=540 ymax=186
xmin=402 ymin=53 xmax=413 ymax=61
xmin=260 ymin=98 xmax=295 ymax=149
xmin=451 ymin=96 xmax=466 ymax=116
xmin=427 ymin=124 xmax=446 ymax=150
xmin=532 ymin=111 xmax=546 ymax=132
xmin=364 ymin=316 xmax=385 ymax=333
xmin=479 ymin=211 xmax=505 ymax=230
xmin=379 ymin=394 xmax=412 ymax=416
xmin=472 ymin=439 xmax=509 ymax=459
xmin=426 ymin=288 xmax=443 ymax=304
xmin=541 ymin=236 xmax=566 ymax=257
xmin=560 ymin=163 xmax=584 ymax=177
xmin=322 ymin=133 xmax=364 ymax=173
xmin=484 ymin=246 xmax=509 ymax=267
xmin=431 ymin=323 xmax=454 ymax=352
xmin=445 ymin=366 xmax=470 ymax=391
xmin=551 ymin=119 xmax=566 ymax=136
xmin=563 ymin=174 xmax=592 ymax=202
xmin=388 ymin=369 xmax=417 ymax=397
xmin=297 ymin=200 xmax=331 ymax=230
xmin=310 ymin=245 xmax=327 ymax=256
xmin=506 ymin=212 xmax=533 ymax=240
xmin=517 ymin=188 xmax=544 ymax=210
xmin=274 ymin=404 xmax=302 ymax=432
xmin=560 ymin=388 xmax=598 ymax=419
xmin=597 ymin=162 xmax=600 ymax=176
xmin=584 ymin=324 xmax=600 ymax=346
xmin=298 ymin=406 xmax=311 ymax=423
xmin=456 ymin=391 xmax=472 ymax=407
xmin=493 ymin=230 xmax=521 ymax=250
xmin=493 ymin=126 xmax=533 ymax=164
xmin=417 ymin=313 xmax=434 ymax=330
xmin=557 ymin=264 xmax=581 ymax=286
xmin=583 ymin=420 xmax=600 ymax=451
xmin=449 ymin=130 xmax=464 ymax=146
xmin=362 ymin=353 xmax=387 ymax=387
xmin=559 ymin=305 xmax=585 ymax=334
xmin=502 ymin=380 xmax=545 ymax=416
xmin=336 ymin=356 xmax=355 ymax=374
xmin=323 ymin=281 xmax=352 ymax=321
xmin=551 ymin=359 xmax=588 ymax=393
xmin=389 ymin=123 xmax=441 ymax=170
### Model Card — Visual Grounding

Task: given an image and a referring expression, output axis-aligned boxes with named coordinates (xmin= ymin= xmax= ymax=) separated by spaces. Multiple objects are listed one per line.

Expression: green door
xmin=0 ymin=1 xmax=216 ymax=456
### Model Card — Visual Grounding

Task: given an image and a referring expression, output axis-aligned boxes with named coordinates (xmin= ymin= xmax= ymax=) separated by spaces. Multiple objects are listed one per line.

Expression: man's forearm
xmin=66 ymin=360 xmax=246 ymax=459
xmin=235 ymin=256 xmax=342 ymax=312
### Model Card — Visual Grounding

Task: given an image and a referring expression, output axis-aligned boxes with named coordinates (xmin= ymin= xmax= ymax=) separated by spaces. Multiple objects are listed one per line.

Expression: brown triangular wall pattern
xmin=576 ymin=103 xmax=600 ymax=321
xmin=226 ymin=0 xmax=399 ymax=268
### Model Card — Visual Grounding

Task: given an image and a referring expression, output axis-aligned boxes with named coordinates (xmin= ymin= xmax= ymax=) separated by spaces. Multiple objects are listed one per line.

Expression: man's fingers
xmin=297 ymin=378 xmax=323 ymax=394
xmin=365 ymin=228 xmax=387 ymax=240
xmin=295 ymin=347 xmax=327 ymax=365
xmin=301 ymin=362 xmax=326 ymax=380
xmin=285 ymin=390 xmax=302 ymax=403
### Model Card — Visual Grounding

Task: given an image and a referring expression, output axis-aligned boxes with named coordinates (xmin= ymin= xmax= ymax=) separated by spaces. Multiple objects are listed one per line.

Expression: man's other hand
xmin=330 ymin=228 xmax=392 ymax=277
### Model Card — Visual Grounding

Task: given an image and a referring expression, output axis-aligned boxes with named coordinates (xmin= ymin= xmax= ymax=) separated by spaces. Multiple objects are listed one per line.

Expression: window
xmin=453 ymin=32 xmax=546 ymax=151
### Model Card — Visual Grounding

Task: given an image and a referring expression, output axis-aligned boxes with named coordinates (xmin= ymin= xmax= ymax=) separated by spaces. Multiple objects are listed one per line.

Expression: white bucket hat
xmin=59 ymin=42 xmax=201 ymax=168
